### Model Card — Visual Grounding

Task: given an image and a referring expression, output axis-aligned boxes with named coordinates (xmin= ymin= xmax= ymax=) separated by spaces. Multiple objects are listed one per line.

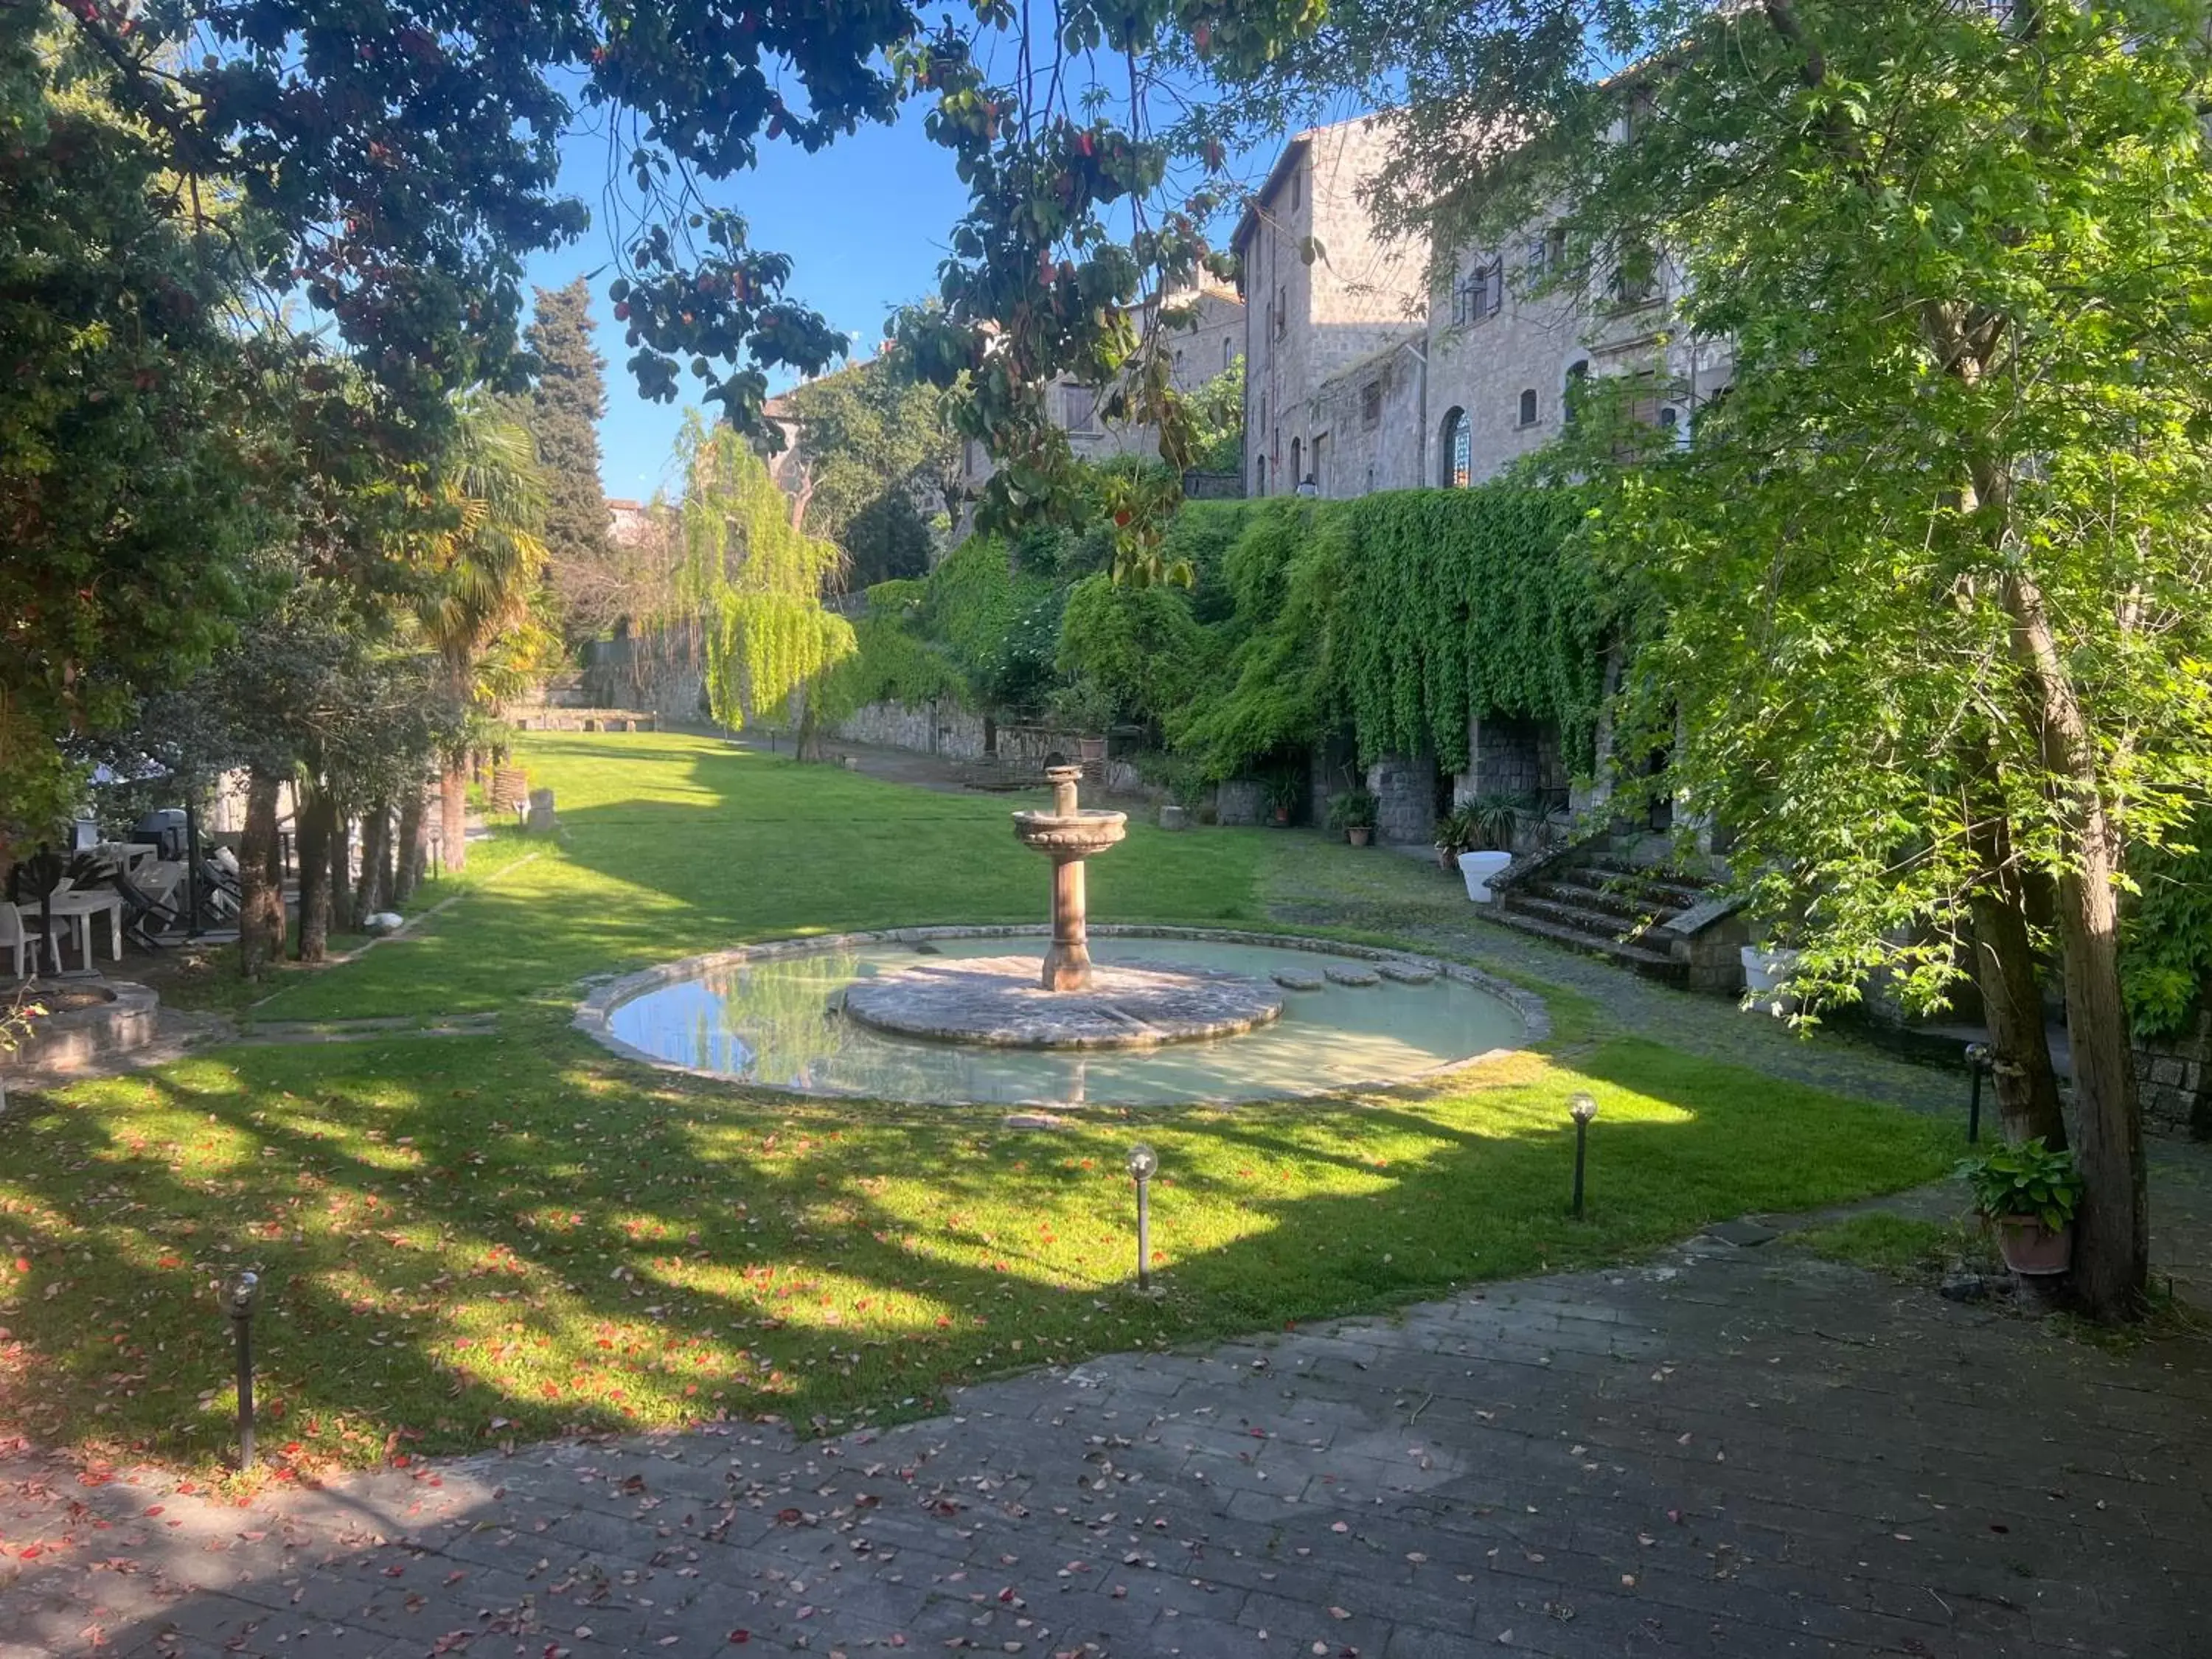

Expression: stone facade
xmin=2135 ymin=1000 xmax=2212 ymax=1138
xmin=955 ymin=286 xmax=1246 ymax=504
xmin=1308 ymin=337 xmax=1428 ymax=498
xmin=1366 ymin=753 xmax=1437 ymax=846
xmin=1234 ymin=119 xmax=1427 ymax=498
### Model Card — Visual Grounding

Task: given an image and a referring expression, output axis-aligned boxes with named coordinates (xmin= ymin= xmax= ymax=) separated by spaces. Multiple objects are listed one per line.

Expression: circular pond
xmin=577 ymin=928 xmax=1540 ymax=1107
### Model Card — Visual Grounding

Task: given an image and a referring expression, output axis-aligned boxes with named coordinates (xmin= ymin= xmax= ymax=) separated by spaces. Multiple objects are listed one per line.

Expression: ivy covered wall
xmin=827 ymin=480 xmax=1607 ymax=782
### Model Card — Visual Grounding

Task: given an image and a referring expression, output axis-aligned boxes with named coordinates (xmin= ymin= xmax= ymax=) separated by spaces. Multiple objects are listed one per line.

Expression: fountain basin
xmin=842 ymin=954 xmax=1281 ymax=1049
xmin=577 ymin=928 xmax=1547 ymax=1107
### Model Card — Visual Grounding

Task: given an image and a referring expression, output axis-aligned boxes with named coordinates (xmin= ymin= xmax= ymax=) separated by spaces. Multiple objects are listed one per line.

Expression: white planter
xmin=1741 ymin=945 xmax=1802 ymax=999
xmin=1459 ymin=850 xmax=1513 ymax=903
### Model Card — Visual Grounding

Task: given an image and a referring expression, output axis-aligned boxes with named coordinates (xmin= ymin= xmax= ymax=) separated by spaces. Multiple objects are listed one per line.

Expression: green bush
xmin=2120 ymin=808 xmax=2212 ymax=1040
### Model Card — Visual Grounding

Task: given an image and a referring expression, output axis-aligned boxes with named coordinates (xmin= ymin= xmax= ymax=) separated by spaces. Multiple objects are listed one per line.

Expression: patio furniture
xmin=0 ymin=900 xmax=60 ymax=978
xmin=46 ymin=887 xmax=125 ymax=967
xmin=114 ymin=860 xmax=187 ymax=950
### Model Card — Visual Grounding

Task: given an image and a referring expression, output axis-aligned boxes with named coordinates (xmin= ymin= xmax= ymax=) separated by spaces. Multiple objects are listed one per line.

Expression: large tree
xmin=781 ymin=357 xmax=963 ymax=588
xmin=410 ymin=401 xmax=554 ymax=877
xmin=523 ymin=278 xmax=617 ymax=640
xmin=1242 ymin=0 xmax=2212 ymax=1318
xmin=0 ymin=11 xmax=277 ymax=837
xmin=668 ymin=414 xmax=855 ymax=751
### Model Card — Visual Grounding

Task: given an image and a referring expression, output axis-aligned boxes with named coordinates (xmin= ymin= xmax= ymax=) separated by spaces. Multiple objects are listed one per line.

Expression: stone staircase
xmin=1489 ymin=850 xmax=1726 ymax=984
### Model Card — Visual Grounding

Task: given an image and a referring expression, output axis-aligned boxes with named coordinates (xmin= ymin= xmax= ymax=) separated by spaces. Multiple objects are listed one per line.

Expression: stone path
xmin=7 ymin=1217 xmax=2211 ymax=1659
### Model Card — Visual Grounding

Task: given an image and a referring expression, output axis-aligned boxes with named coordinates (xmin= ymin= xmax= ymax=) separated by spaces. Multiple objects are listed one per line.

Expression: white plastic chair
xmin=0 ymin=900 xmax=59 ymax=978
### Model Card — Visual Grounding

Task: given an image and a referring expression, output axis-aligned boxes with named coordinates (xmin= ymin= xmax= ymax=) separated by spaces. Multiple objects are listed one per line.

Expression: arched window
xmin=1440 ymin=408 xmax=1470 ymax=488
xmin=1290 ymin=437 xmax=1302 ymax=486
xmin=1517 ymin=388 xmax=1538 ymax=427
xmin=1563 ymin=361 xmax=1590 ymax=426
xmin=1256 ymin=456 xmax=1267 ymax=495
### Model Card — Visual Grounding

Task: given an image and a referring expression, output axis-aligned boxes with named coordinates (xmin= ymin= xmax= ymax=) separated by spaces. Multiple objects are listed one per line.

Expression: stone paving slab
xmin=7 ymin=1229 xmax=2210 ymax=1658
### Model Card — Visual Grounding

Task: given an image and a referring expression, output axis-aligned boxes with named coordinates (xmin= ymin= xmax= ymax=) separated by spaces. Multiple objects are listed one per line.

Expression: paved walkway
xmin=7 ymin=1220 xmax=2210 ymax=1659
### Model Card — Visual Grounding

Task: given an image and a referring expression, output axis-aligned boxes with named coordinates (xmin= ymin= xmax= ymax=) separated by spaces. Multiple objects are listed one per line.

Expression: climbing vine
xmin=828 ymin=479 xmax=1602 ymax=782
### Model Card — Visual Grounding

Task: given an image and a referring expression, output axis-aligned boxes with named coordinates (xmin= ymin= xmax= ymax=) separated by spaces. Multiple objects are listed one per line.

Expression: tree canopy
xmin=780 ymin=356 xmax=962 ymax=588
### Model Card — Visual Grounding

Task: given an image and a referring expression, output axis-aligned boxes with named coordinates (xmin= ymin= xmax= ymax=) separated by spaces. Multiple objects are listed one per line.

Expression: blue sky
xmin=521 ymin=99 xmax=975 ymax=501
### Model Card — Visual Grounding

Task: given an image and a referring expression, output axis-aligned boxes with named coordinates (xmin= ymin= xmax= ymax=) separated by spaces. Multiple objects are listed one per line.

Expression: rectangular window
xmin=1274 ymin=285 xmax=1287 ymax=338
xmin=1062 ymin=384 xmax=1099 ymax=433
xmin=1453 ymin=259 xmax=1503 ymax=325
xmin=1290 ymin=169 xmax=1301 ymax=211
xmin=1361 ymin=380 xmax=1382 ymax=428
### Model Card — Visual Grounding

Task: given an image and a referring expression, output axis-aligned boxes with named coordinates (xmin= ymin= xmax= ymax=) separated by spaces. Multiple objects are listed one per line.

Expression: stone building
xmin=954 ymin=285 xmax=1247 ymax=502
xmin=1231 ymin=118 xmax=1429 ymax=499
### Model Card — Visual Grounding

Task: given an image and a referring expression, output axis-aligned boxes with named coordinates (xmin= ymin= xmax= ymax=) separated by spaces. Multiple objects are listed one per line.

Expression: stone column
xmin=1040 ymin=765 xmax=1093 ymax=992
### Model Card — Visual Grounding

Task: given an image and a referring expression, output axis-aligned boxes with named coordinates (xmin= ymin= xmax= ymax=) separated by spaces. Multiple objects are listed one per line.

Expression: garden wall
xmin=836 ymin=699 xmax=990 ymax=759
xmin=2135 ymin=999 xmax=2211 ymax=1138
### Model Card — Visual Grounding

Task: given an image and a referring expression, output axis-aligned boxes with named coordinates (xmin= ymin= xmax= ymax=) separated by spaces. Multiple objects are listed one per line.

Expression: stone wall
xmin=2135 ymin=1000 xmax=2212 ymax=1138
xmin=834 ymin=700 xmax=991 ymax=760
xmin=1312 ymin=338 xmax=1427 ymax=498
xmin=1367 ymin=753 xmax=1436 ymax=846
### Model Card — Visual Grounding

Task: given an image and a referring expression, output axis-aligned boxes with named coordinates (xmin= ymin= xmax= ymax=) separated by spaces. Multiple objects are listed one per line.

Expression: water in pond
xmin=602 ymin=934 xmax=1527 ymax=1106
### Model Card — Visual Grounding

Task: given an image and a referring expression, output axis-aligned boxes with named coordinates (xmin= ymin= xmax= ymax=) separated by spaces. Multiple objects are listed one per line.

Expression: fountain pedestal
xmin=1012 ymin=765 xmax=1127 ymax=993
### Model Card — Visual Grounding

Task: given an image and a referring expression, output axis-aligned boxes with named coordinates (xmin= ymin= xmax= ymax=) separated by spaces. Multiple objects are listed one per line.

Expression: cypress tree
xmin=524 ymin=278 xmax=614 ymax=632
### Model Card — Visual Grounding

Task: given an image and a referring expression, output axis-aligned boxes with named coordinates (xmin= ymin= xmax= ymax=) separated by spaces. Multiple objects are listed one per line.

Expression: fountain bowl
xmin=1011 ymin=807 xmax=1127 ymax=858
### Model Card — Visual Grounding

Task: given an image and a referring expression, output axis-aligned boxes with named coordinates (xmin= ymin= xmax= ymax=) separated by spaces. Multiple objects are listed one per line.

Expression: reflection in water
xmin=607 ymin=937 xmax=1526 ymax=1106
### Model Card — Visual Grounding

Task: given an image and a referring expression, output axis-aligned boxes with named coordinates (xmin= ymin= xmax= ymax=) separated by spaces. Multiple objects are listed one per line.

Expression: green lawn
xmin=0 ymin=731 xmax=1960 ymax=1478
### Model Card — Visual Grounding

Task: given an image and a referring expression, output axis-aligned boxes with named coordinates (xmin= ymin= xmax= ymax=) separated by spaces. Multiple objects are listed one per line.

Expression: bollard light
xmin=1127 ymin=1144 xmax=1158 ymax=1291
xmin=1963 ymin=1042 xmax=1992 ymax=1145
xmin=229 ymin=1271 xmax=260 ymax=1470
xmin=1568 ymin=1093 xmax=1598 ymax=1220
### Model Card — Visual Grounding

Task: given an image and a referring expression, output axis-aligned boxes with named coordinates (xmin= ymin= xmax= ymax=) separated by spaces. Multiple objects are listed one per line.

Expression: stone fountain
xmin=835 ymin=764 xmax=1285 ymax=1050
xmin=1011 ymin=764 xmax=1127 ymax=991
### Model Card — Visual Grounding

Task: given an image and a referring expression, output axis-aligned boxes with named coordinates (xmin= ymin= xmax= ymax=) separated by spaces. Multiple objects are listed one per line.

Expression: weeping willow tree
xmin=669 ymin=414 xmax=855 ymax=753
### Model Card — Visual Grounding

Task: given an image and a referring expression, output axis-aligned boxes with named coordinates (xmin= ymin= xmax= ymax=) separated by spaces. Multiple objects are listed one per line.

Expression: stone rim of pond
xmin=573 ymin=924 xmax=1550 ymax=1108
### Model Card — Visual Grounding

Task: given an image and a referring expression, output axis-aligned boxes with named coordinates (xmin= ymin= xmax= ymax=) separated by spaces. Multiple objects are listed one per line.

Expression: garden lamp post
xmin=1568 ymin=1093 xmax=1598 ymax=1220
xmin=1127 ymin=1144 xmax=1158 ymax=1290
xmin=1964 ymin=1042 xmax=1992 ymax=1145
xmin=229 ymin=1271 xmax=260 ymax=1468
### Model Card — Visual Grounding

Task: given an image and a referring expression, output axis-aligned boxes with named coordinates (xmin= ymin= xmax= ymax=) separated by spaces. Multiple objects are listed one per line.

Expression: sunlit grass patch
xmin=0 ymin=734 xmax=1961 ymax=1477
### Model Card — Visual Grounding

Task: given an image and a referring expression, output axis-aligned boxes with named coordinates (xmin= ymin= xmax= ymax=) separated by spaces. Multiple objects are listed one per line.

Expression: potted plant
xmin=1326 ymin=788 xmax=1379 ymax=846
xmin=1262 ymin=768 xmax=1302 ymax=827
xmin=1433 ymin=806 xmax=1475 ymax=872
xmin=1455 ymin=793 xmax=1526 ymax=902
xmin=1957 ymin=1138 xmax=2082 ymax=1276
xmin=1047 ymin=678 xmax=1116 ymax=765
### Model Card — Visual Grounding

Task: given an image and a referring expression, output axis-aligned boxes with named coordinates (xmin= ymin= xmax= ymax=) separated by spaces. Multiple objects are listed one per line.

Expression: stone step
xmin=1574 ymin=863 xmax=1715 ymax=907
xmin=1506 ymin=893 xmax=1668 ymax=944
xmin=1486 ymin=902 xmax=1688 ymax=981
xmin=1526 ymin=878 xmax=1689 ymax=925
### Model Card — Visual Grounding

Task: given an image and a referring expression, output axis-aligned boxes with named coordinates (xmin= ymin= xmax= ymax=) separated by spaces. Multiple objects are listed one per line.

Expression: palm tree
xmin=411 ymin=398 xmax=551 ymax=876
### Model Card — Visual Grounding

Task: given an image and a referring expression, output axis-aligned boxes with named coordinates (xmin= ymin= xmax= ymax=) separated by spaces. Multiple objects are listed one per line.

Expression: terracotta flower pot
xmin=1994 ymin=1216 xmax=2073 ymax=1276
xmin=1346 ymin=826 xmax=1371 ymax=846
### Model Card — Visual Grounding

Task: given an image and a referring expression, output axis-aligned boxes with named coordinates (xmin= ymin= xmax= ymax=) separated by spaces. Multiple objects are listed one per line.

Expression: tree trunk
xmin=353 ymin=801 xmax=389 ymax=921
xmin=441 ymin=759 xmax=469 ymax=876
xmin=294 ymin=787 xmax=335 ymax=962
xmin=1968 ymin=890 xmax=2069 ymax=1147
xmin=327 ymin=807 xmax=354 ymax=935
xmin=237 ymin=770 xmax=286 ymax=979
xmin=394 ymin=786 xmax=429 ymax=901
xmin=2002 ymin=571 xmax=2146 ymax=1318
xmin=1961 ymin=783 xmax=2068 ymax=1147
xmin=376 ymin=807 xmax=397 ymax=910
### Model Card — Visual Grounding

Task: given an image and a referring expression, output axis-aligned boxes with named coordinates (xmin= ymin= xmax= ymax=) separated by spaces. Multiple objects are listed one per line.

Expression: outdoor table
xmin=45 ymin=888 xmax=125 ymax=967
xmin=95 ymin=841 xmax=157 ymax=877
